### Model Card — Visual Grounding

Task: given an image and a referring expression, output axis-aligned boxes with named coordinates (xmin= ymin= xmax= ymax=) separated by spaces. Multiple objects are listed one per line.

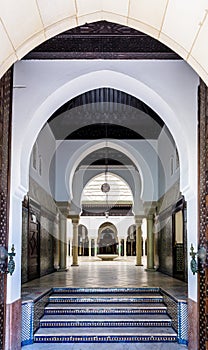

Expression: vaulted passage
xmin=0 ymin=18 xmax=199 ymax=350
xmin=20 ymin=58 xmax=192 ymax=347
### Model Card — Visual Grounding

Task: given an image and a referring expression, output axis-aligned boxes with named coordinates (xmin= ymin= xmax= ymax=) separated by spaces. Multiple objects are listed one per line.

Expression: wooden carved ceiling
xmin=23 ymin=21 xmax=180 ymax=60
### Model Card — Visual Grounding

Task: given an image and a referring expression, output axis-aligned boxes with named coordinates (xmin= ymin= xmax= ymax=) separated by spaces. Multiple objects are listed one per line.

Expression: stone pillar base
xmin=135 ymin=264 xmax=143 ymax=266
xmin=145 ymin=267 xmax=156 ymax=272
xmin=71 ymin=263 xmax=79 ymax=267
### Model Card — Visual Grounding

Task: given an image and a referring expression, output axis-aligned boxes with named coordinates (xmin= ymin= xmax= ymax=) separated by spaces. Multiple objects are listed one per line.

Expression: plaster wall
xmin=158 ymin=125 xmax=180 ymax=198
xmin=30 ymin=123 xmax=56 ymax=197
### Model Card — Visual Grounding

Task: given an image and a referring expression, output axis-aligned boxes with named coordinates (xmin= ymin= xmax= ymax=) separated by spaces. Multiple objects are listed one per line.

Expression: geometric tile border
xmin=21 ymin=300 xmax=34 ymax=346
xmin=160 ymin=289 xmax=188 ymax=345
xmin=22 ymin=289 xmax=51 ymax=346
xmin=177 ymin=301 xmax=188 ymax=345
xmin=34 ymin=335 xmax=178 ymax=343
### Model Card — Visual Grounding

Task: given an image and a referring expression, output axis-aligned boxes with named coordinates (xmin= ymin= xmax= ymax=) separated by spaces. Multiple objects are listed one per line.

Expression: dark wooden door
xmin=172 ymin=198 xmax=187 ymax=282
xmin=28 ymin=207 xmax=40 ymax=280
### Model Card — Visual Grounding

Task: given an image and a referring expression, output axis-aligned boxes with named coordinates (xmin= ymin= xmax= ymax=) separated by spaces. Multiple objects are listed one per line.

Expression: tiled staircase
xmin=34 ymin=287 xmax=178 ymax=343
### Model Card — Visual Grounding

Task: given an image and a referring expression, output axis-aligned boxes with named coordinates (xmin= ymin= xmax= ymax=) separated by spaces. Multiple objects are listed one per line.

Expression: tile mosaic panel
xmin=21 ymin=301 xmax=33 ymax=346
xmin=160 ymin=289 xmax=188 ymax=345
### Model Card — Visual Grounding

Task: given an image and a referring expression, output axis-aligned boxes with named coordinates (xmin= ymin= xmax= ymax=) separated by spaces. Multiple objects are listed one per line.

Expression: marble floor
xmin=22 ymin=256 xmax=187 ymax=301
xmin=21 ymin=256 xmax=188 ymax=349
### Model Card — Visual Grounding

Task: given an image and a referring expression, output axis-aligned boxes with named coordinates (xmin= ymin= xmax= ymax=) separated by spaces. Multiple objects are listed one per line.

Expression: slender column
xmin=124 ymin=238 xmax=127 ymax=258
xmin=118 ymin=239 xmax=121 ymax=257
xmin=71 ymin=216 xmax=79 ymax=266
xmin=146 ymin=214 xmax=155 ymax=271
xmin=89 ymin=238 xmax=92 ymax=257
xmin=95 ymin=239 xmax=98 ymax=256
xmin=59 ymin=213 xmax=68 ymax=271
xmin=135 ymin=216 xmax=143 ymax=266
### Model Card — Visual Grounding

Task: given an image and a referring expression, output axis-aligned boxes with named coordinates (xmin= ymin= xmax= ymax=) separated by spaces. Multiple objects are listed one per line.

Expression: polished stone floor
xmin=21 ymin=257 xmax=188 ymax=349
xmin=22 ymin=256 xmax=187 ymax=300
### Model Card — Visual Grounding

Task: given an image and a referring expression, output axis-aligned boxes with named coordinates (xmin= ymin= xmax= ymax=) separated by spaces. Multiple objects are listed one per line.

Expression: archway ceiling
xmin=0 ymin=2 xmax=208 ymax=83
xmin=48 ymin=87 xmax=164 ymax=140
xmin=79 ymin=147 xmax=135 ymax=167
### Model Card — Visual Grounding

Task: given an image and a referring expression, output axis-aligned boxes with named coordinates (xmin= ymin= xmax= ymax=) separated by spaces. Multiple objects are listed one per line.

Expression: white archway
xmin=10 ymin=63 xmax=198 ymax=306
xmin=66 ymin=139 xmax=152 ymax=205
xmin=16 ymin=69 xmax=191 ymax=197
xmin=0 ymin=2 xmax=208 ymax=85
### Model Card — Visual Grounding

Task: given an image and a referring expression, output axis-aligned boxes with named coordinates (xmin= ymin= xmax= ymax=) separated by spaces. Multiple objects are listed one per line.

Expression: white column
xmin=124 ymin=238 xmax=127 ymax=258
xmin=118 ymin=239 xmax=121 ymax=257
xmin=95 ymin=239 xmax=98 ymax=256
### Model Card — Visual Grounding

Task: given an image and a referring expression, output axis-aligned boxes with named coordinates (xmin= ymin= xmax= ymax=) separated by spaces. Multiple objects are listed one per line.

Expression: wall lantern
xmin=0 ymin=244 xmax=16 ymax=275
xmin=190 ymin=243 xmax=206 ymax=275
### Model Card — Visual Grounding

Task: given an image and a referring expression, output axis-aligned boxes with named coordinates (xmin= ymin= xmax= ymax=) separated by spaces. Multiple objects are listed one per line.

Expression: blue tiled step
xmin=40 ymin=314 xmax=172 ymax=328
xmin=34 ymin=288 xmax=178 ymax=344
xmin=44 ymin=302 xmax=167 ymax=315
xmin=34 ymin=326 xmax=177 ymax=343
xmin=52 ymin=287 xmax=160 ymax=294
xmin=49 ymin=293 xmax=163 ymax=304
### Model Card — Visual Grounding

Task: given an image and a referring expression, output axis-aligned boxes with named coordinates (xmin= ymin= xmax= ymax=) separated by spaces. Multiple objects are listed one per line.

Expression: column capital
xmin=134 ymin=215 xmax=143 ymax=226
xmin=147 ymin=214 xmax=154 ymax=220
xmin=56 ymin=201 xmax=70 ymax=217
xmin=70 ymin=215 xmax=80 ymax=225
xmin=143 ymin=201 xmax=157 ymax=217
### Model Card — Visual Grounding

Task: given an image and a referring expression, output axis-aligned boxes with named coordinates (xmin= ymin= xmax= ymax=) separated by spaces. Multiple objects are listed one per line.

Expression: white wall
xmin=30 ymin=123 xmax=56 ymax=197
xmin=157 ymin=125 xmax=180 ymax=198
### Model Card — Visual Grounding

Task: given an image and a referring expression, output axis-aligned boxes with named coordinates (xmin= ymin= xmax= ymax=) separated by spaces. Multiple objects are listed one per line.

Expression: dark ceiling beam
xmin=23 ymin=21 xmax=180 ymax=60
